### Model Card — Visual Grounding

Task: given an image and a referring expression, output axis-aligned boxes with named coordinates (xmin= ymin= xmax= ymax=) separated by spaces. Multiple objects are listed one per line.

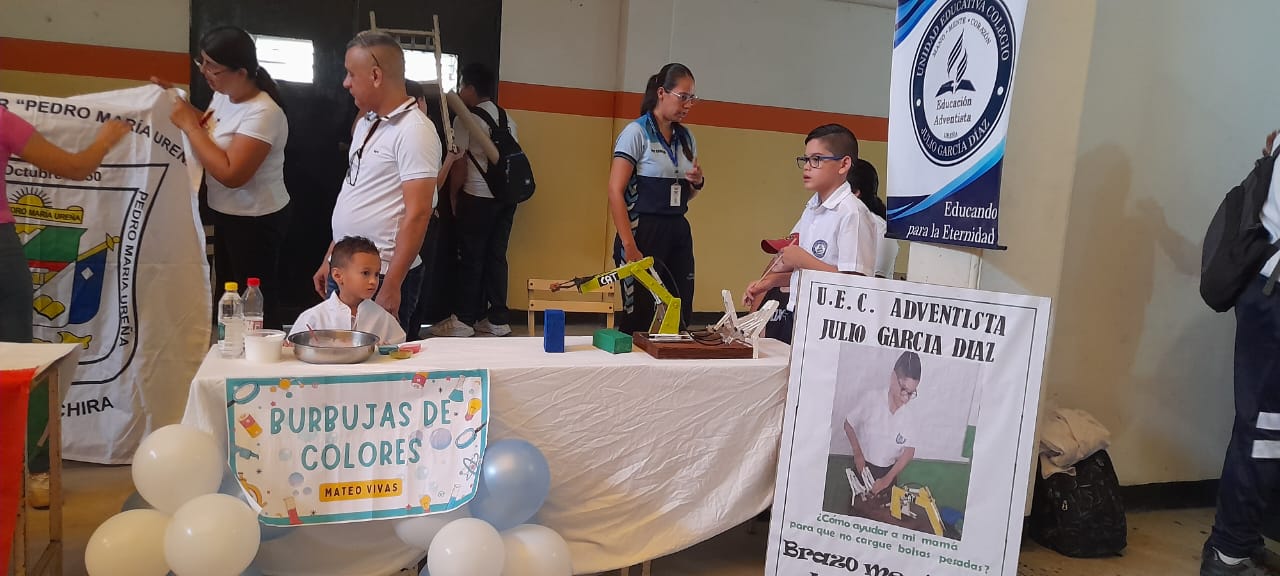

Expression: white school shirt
xmin=332 ymin=99 xmax=441 ymax=274
xmin=204 ymin=91 xmax=290 ymax=216
xmin=289 ymin=293 xmax=406 ymax=345
xmin=846 ymin=399 xmax=917 ymax=469
xmin=787 ymin=182 xmax=879 ymax=311
xmin=452 ymin=100 xmax=518 ymax=200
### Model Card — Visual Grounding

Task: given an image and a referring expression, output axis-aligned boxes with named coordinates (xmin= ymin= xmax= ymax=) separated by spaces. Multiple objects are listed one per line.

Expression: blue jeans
xmin=326 ymin=263 xmax=424 ymax=337
xmin=1208 ymin=275 xmax=1280 ymax=558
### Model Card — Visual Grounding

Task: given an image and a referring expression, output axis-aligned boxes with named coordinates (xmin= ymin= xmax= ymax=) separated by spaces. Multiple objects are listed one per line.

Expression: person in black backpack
xmin=1201 ymin=133 xmax=1280 ymax=576
xmin=431 ymin=63 xmax=520 ymax=337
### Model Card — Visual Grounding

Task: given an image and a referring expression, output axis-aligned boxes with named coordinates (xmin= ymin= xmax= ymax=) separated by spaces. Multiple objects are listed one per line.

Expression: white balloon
xmin=394 ymin=505 xmax=471 ymax=550
xmin=132 ymin=424 xmax=224 ymax=514
xmin=85 ymin=509 xmax=171 ymax=576
xmin=427 ymin=518 xmax=505 ymax=576
xmin=500 ymin=524 xmax=572 ymax=576
xmin=164 ymin=493 xmax=261 ymax=576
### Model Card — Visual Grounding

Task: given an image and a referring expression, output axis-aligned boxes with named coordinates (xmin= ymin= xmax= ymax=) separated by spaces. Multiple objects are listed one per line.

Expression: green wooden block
xmin=593 ymin=329 xmax=633 ymax=354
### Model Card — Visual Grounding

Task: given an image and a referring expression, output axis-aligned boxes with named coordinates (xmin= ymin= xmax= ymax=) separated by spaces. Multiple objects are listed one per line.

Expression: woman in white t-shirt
xmin=154 ymin=26 xmax=290 ymax=328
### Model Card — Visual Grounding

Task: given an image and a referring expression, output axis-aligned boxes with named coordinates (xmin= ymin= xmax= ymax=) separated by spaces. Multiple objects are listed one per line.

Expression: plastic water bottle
xmin=242 ymin=277 xmax=264 ymax=331
xmin=218 ymin=282 xmax=245 ymax=359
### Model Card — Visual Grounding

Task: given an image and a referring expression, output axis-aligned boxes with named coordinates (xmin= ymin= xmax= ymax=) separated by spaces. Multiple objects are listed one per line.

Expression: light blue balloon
xmin=241 ymin=567 xmax=264 ymax=576
xmin=418 ymin=565 xmax=431 ymax=576
xmin=120 ymin=491 xmax=150 ymax=512
xmin=469 ymin=439 xmax=551 ymax=532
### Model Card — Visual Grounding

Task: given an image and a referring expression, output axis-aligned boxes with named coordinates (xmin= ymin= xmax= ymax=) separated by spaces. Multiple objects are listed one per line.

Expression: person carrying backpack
xmin=431 ymin=63 xmax=531 ymax=337
xmin=1200 ymin=131 xmax=1280 ymax=576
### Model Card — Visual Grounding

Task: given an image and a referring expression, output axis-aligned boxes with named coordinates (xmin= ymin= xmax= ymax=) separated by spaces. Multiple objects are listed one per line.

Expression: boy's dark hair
xmin=850 ymin=159 xmax=887 ymax=219
xmin=330 ymin=236 xmax=380 ymax=269
xmin=460 ymin=63 xmax=496 ymax=99
xmin=894 ymin=351 xmax=923 ymax=381
xmin=805 ymin=124 xmax=860 ymax=164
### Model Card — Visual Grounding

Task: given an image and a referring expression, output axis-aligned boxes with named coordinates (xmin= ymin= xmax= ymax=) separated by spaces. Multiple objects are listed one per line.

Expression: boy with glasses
xmin=744 ymin=124 xmax=879 ymax=343
xmin=843 ymin=351 xmax=923 ymax=499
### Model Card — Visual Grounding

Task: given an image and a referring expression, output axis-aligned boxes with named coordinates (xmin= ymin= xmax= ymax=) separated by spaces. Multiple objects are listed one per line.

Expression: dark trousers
xmin=421 ymin=194 xmax=461 ymax=325
xmin=406 ymin=212 xmax=442 ymax=338
xmin=213 ymin=208 xmax=290 ymax=329
xmin=1208 ymin=275 xmax=1280 ymax=558
xmin=325 ymin=263 xmax=424 ymax=337
xmin=0 ymin=223 xmax=32 ymax=343
xmin=761 ymin=287 xmax=793 ymax=344
xmin=457 ymin=194 xmax=516 ymax=326
xmin=612 ymin=215 xmax=695 ymax=335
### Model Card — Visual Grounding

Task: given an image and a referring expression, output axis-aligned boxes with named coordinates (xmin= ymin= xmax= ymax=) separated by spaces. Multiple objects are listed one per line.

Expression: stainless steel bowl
xmin=287 ymin=329 xmax=379 ymax=364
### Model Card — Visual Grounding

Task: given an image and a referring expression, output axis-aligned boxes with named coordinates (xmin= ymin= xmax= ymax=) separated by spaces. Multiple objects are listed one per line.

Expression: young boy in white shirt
xmin=291 ymin=236 xmax=406 ymax=344
xmin=744 ymin=124 xmax=879 ymax=344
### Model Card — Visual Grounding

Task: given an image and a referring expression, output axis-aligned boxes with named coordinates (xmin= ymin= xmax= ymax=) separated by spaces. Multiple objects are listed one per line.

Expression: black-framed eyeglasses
xmin=194 ymin=58 xmax=228 ymax=76
xmin=795 ymin=155 xmax=846 ymax=169
xmin=667 ymin=91 xmax=700 ymax=106
xmin=346 ymin=118 xmax=384 ymax=186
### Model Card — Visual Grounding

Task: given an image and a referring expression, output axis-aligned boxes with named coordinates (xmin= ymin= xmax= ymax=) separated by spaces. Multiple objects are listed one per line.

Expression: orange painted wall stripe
xmin=501 ymin=81 xmax=888 ymax=140
xmin=0 ymin=37 xmax=189 ymax=84
xmin=0 ymin=38 xmax=887 ymax=139
xmin=498 ymin=81 xmax=618 ymax=119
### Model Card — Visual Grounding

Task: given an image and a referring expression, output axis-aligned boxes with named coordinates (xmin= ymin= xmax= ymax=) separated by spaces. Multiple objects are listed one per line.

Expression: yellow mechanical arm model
xmin=889 ymin=484 xmax=945 ymax=537
xmin=552 ymin=257 xmax=682 ymax=335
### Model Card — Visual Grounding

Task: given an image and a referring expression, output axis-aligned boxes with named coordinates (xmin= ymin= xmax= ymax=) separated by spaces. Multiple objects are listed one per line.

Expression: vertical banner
xmin=3 ymin=86 xmax=211 ymax=463
xmin=226 ymin=370 xmax=488 ymax=525
xmin=886 ymin=0 xmax=1027 ymax=249
xmin=765 ymin=271 xmax=1050 ymax=576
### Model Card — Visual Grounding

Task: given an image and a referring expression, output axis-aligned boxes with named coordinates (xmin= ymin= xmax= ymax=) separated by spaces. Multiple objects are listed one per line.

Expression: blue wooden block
xmin=543 ymin=309 xmax=566 ymax=353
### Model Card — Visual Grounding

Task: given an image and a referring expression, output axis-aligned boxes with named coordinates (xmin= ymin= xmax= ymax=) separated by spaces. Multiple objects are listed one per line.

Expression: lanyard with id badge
xmin=650 ymin=116 xmax=685 ymax=208
xmin=650 ymin=114 xmax=691 ymax=207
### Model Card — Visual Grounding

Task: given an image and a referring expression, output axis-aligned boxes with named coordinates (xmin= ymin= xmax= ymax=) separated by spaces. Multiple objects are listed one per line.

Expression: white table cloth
xmin=0 ymin=343 xmax=80 ymax=400
xmin=183 ymin=336 xmax=790 ymax=575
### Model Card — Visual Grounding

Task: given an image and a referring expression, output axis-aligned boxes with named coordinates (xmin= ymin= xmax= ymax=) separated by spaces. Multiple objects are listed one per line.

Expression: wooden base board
xmin=632 ymin=333 xmax=755 ymax=359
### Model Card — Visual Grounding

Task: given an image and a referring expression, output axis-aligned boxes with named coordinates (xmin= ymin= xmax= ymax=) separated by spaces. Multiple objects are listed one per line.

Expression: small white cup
xmin=244 ymin=330 xmax=286 ymax=363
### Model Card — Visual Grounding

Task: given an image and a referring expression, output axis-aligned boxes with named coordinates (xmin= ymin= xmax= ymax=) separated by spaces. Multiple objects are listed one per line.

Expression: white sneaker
xmin=428 ymin=315 xmax=474 ymax=337
xmin=474 ymin=319 xmax=512 ymax=337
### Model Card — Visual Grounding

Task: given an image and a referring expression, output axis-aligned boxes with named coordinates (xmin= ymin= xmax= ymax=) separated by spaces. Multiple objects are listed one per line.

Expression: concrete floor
xmin=15 ymin=462 xmax=1256 ymax=576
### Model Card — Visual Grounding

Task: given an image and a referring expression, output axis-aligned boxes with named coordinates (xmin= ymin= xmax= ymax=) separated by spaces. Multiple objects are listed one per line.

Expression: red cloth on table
xmin=0 ymin=368 xmax=36 ymax=575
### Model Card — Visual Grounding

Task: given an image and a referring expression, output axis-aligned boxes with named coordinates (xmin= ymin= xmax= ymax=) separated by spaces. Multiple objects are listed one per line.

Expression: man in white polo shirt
xmin=312 ymin=30 xmax=440 ymax=335
xmin=744 ymin=124 xmax=879 ymax=344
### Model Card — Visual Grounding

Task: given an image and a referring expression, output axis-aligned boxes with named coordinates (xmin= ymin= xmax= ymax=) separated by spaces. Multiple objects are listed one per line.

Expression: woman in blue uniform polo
xmin=606 ymin=63 xmax=706 ymax=335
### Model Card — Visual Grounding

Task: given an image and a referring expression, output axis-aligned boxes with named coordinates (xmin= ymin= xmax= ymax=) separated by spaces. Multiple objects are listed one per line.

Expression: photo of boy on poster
xmin=823 ymin=347 xmax=978 ymax=541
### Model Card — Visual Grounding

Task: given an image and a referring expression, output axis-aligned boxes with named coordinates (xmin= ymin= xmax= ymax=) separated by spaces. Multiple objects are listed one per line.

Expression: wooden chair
xmin=526 ymin=279 xmax=615 ymax=336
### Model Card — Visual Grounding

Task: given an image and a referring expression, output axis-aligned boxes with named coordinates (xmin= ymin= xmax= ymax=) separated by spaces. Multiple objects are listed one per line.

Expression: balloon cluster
xmin=87 ymin=428 xmax=570 ymax=576
xmin=403 ymin=439 xmax=571 ymax=576
xmin=87 ymin=425 xmax=263 ymax=576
